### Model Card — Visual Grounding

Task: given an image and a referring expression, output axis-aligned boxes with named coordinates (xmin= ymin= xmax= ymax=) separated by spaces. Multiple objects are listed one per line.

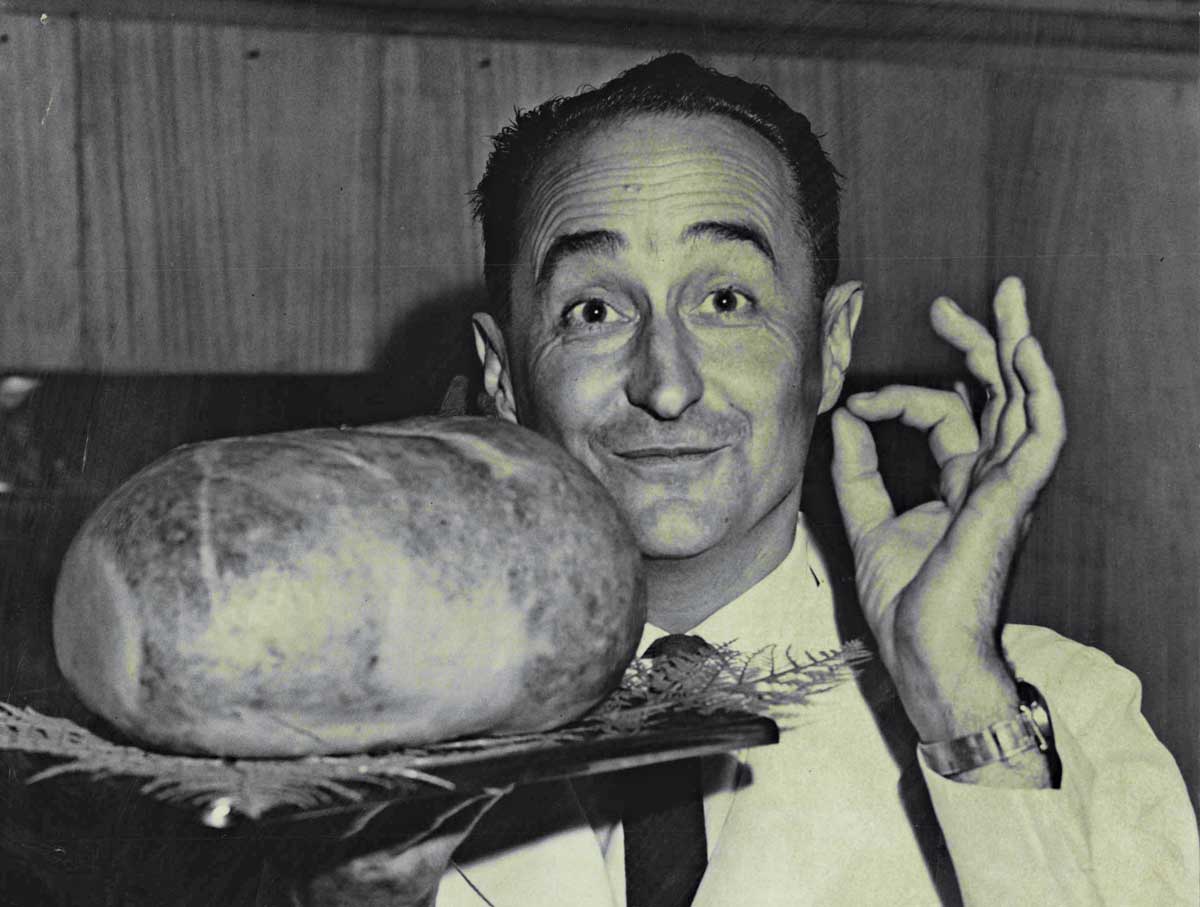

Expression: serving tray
xmin=1 ymin=640 xmax=866 ymax=828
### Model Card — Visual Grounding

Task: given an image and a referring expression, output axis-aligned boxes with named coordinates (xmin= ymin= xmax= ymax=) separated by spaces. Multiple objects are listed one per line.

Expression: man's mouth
xmin=612 ymin=445 xmax=727 ymax=464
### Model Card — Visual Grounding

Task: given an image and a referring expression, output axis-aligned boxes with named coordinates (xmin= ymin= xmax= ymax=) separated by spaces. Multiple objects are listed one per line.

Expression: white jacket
xmin=438 ymin=518 xmax=1199 ymax=906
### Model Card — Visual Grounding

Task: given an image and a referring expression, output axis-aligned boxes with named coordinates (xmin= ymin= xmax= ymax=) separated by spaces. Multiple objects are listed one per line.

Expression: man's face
xmin=486 ymin=113 xmax=845 ymax=559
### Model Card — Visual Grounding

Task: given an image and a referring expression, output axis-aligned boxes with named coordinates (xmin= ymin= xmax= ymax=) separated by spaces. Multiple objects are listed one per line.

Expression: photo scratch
xmin=41 ymin=83 xmax=58 ymax=126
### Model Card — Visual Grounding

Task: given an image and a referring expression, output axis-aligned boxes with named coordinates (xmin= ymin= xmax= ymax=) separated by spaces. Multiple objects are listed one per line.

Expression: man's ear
xmin=817 ymin=281 xmax=864 ymax=414
xmin=471 ymin=312 xmax=519 ymax=423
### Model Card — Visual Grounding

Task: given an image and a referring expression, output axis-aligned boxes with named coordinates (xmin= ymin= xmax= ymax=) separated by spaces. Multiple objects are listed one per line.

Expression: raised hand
xmin=830 ymin=277 xmax=1066 ymax=754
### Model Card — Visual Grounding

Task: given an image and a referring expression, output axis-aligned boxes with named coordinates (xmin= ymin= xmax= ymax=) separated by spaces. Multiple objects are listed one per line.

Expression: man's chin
xmin=624 ymin=504 xmax=733 ymax=560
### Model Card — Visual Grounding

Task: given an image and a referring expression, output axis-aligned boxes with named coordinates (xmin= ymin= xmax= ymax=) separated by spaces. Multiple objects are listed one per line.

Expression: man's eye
xmin=701 ymin=287 xmax=754 ymax=314
xmin=561 ymin=298 xmax=619 ymax=328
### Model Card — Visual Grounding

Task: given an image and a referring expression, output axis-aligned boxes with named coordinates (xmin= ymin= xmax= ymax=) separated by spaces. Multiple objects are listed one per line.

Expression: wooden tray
xmin=258 ymin=710 xmax=778 ymax=825
xmin=0 ymin=700 xmax=778 ymax=827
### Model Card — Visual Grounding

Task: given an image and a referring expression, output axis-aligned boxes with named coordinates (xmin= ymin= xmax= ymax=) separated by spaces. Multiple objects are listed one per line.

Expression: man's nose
xmin=624 ymin=315 xmax=703 ymax=419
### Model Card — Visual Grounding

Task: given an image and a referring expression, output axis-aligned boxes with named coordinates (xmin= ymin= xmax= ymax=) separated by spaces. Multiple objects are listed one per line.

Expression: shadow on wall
xmin=371 ymin=282 xmax=491 ymax=417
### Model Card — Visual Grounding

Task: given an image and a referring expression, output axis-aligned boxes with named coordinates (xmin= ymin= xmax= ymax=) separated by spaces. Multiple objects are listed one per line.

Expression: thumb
xmin=830 ymin=408 xmax=894 ymax=546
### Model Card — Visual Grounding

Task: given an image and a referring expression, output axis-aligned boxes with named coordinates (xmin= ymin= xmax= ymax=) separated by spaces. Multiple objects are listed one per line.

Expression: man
xmin=367 ymin=53 xmax=1197 ymax=906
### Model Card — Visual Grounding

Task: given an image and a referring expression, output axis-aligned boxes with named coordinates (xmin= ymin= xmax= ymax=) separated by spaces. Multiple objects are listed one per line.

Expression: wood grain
xmin=0 ymin=14 xmax=81 ymax=368
xmin=831 ymin=62 xmax=994 ymax=377
xmin=2 ymin=19 xmax=1195 ymax=371
xmin=76 ymin=18 xmax=383 ymax=370
xmin=988 ymin=72 xmax=1200 ymax=809
xmin=7 ymin=1 xmax=1196 ymax=82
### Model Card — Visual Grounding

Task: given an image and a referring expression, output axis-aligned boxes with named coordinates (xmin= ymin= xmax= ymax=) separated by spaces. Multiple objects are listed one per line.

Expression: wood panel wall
xmin=991 ymin=73 xmax=1200 ymax=807
xmin=0 ymin=9 xmax=1197 ymax=817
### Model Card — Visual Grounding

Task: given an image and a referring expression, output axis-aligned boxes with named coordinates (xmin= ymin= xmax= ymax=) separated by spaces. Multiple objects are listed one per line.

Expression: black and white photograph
xmin=0 ymin=2 xmax=1196 ymax=904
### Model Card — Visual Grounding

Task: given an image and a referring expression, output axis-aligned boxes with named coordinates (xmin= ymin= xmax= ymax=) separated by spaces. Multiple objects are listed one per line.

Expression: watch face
xmin=1016 ymin=681 xmax=1053 ymax=733
xmin=1017 ymin=679 xmax=1062 ymax=787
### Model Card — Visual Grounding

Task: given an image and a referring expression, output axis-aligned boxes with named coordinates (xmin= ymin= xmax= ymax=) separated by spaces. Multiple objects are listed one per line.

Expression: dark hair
xmin=471 ymin=52 xmax=841 ymax=323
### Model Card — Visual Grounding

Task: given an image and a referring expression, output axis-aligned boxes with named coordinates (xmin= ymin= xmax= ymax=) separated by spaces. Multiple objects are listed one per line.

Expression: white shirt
xmin=439 ymin=517 xmax=1199 ymax=905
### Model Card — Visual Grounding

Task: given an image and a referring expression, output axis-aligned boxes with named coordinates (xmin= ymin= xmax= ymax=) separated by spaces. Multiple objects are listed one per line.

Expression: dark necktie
xmin=623 ymin=634 xmax=712 ymax=907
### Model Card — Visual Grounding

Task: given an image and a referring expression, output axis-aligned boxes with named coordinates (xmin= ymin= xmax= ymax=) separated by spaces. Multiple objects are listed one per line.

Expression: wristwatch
xmin=918 ymin=680 xmax=1058 ymax=779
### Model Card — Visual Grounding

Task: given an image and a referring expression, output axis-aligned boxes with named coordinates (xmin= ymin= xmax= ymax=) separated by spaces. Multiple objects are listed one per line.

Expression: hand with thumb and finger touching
xmin=830 ymin=277 xmax=1066 ymax=773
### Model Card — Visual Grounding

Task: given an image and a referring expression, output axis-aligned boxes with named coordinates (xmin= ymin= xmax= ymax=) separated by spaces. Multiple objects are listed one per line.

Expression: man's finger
xmin=994 ymin=276 xmax=1032 ymax=381
xmin=1004 ymin=335 xmax=1067 ymax=495
xmin=831 ymin=408 xmax=894 ymax=545
xmin=992 ymin=277 xmax=1033 ymax=458
xmin=845 ymin=386 xmax=980 ymax=467
xmin=929 ymin=296 xmax=1005 ymax=446
xmin=952 ymin=379 xmax=972 ymax=412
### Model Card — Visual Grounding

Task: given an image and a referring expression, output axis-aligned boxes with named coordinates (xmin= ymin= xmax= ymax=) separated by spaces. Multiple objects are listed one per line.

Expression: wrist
xmin=886 ymin=636 xmax=1020 ymax=743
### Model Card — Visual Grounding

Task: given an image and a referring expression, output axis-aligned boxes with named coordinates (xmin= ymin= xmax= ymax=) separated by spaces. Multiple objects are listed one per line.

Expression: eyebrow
xmin=681 ymin=220 xmax=776 ymax=266
xmin=535 ymin=229 xmax=627 ymax=291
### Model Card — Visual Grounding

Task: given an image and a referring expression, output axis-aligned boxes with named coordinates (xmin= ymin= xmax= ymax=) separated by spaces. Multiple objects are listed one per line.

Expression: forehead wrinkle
xmin=518 ymin=123 xmax=800 ymax=296
xmin=527 ymin=176 xmax=788 ymax=268
xmin=528 ymin=200 xmax=777 ymax=296
xmin=526 ymin=136 xmax=790 ymax=211
xmin=522 ymin=111 xmax=795 ymax=214
xmin=525 ymin=209 xmax=622 ymax=292
xmin=553 ymin=130 xmax=786 ymax=174
xmin=536 ymin=155 xmax=786 ymax=206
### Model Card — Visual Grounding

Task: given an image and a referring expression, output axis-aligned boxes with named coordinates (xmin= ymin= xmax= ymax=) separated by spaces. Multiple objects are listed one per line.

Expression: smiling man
xmin=476 ymin=112 xmax=843 ymax=636
xmin=361 ymin=54 xmax=1197 ymax=906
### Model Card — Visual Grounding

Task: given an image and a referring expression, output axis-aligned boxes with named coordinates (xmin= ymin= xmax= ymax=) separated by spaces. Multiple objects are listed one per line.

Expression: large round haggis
xmin=52 ymin=416 xmax=645 ymax=757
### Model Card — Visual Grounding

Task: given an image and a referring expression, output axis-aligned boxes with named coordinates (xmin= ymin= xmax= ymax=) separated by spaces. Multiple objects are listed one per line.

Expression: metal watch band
xmin=918 ymin=680 xmax=1055 ymax=777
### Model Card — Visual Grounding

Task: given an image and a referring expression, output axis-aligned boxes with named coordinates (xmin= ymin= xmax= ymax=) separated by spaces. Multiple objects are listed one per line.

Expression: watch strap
xmin=918 ymin=680 xmax=1054 ymax=777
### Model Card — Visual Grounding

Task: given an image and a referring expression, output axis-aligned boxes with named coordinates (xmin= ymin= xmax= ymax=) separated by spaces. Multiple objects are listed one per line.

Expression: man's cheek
xmin=528 ymin=368 xmax=604 ymax=455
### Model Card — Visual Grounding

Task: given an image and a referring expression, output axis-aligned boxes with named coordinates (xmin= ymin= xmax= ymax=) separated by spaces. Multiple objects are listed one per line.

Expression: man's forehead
xmin=517 ymin=112 xmax=801 ymax=267
xmin=545 ymin=111 xmax=788 ymax=175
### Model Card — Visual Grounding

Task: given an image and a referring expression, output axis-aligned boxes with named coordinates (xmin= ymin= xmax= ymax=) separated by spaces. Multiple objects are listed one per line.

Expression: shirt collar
xmin=638 ymin=514 xmax=837 ymax=657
